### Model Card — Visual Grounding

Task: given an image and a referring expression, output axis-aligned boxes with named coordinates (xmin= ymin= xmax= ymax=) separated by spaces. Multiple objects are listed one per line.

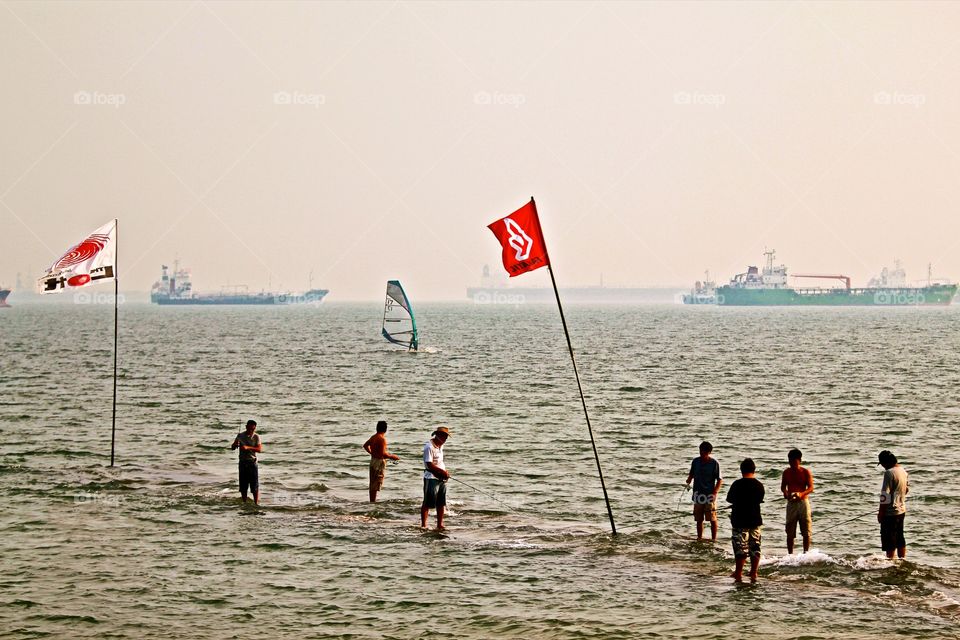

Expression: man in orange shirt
xmin=363 ymin=420 xmax=400 ymax=502
xmin=780 ymin=448 xmax=814 ymax=554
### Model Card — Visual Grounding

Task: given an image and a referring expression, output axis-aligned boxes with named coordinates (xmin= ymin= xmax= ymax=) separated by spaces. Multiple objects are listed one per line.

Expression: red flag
xmin=487 ymin=199 xmax=550 ymax=277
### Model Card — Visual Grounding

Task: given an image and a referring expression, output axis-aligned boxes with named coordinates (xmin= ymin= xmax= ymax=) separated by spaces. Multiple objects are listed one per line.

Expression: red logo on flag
xmin=53 ymin=234 xmax=110 ymax=270
xmin=487 ymin=200 xmax=550 ymax=277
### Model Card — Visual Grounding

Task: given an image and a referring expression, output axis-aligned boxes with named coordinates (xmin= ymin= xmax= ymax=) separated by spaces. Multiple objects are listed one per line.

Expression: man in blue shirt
xmin=685 ymin=441 xmax=722 ymax=541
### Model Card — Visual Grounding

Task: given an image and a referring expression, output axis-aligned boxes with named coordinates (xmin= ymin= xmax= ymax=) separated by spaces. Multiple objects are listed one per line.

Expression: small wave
xmin=618 ymin=386 xmax=646 ymax=392
xmin=760 ymin=548 xmax=838 ymax=568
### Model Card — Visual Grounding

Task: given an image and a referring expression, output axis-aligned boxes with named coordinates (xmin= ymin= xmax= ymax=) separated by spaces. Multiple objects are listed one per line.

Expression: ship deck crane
xmin=791 ymin=274 xmax=851 ymax=290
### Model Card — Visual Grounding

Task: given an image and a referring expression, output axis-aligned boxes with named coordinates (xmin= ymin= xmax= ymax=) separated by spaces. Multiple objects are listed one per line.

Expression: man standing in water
xmin=878 ymin=450 xmax=909 ymax=559
xmin=781 ymin=448 xmax=814 ymax=554
xmin=363 ymin=420 xmax=400 ymax=502
xmin=231 ymin=420 xmax=262 ymax=505
xmin=685 ymin=441 xmax=722 ymax=541
xmin=727 ymin=458 xmax=764 ymax=583
xmin=421 ymin=427 xmax=450 ymax=530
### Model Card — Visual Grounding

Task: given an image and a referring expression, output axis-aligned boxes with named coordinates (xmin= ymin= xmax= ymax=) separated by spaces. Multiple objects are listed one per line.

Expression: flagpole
xmin=110 ymin=219 xmax=118 ymax=467
xmin=532 ymin=197 xmax=617 ymax=535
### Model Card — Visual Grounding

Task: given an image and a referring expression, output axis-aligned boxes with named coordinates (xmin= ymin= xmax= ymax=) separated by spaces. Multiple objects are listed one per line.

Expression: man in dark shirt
xmin=685 ymin=441 xmax=722 ymax=541
xmin=231 ymin=420 xmax=263 ymax=505
xmin=727 ymin=458 xmax=764 ymax=583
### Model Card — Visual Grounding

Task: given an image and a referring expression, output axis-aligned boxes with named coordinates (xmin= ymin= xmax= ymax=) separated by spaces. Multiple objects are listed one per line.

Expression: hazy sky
xmin=3 ymin=1 xmax=960 ymax=300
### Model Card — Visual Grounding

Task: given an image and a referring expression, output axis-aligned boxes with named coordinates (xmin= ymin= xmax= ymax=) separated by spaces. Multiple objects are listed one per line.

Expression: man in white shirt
xmin=420 ymin=427 xmax=451 ymax=530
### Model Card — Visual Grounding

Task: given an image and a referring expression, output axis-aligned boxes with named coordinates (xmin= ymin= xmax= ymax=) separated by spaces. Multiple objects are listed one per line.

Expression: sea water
xmin=2 ymin=302 xmax=959 ymax=638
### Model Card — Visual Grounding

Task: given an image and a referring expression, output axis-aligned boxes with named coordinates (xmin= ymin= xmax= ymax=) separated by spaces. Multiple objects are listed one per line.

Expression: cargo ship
xmin=0 ymin=287 xmax=10 ymax=307
xmin=714 ymin=251 xmax=956 ymax=306
xmin=150 ymin=264 xmax=328 ymax=305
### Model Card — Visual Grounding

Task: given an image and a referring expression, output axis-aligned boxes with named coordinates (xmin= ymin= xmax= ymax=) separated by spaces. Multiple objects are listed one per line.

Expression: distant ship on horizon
xmin=685 ymin=251 xmax=957 ymax=306
xmin=150 ymin=264 xmax=328 ymax=305
xmin=466 ymin=265 xmax=683 ymax=304
xmin=0 ymin=286 xmax=10 ymax=307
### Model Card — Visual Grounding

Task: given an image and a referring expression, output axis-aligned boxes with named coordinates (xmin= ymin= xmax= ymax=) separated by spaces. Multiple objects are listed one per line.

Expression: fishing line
xmin=393 ymin=461 xmax=519 ymax=512
xmin=817 ymin=509 xmax=877 ymax=534
xmin=448 ymin=476 xmax=520 ymax=513
xmin=673 ymin=485 xmax=690 ymax=519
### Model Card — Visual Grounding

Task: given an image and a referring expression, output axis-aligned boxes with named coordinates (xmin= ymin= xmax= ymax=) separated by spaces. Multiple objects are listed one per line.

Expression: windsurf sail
xmin=382 ymin=280 xmax=418 ymax=351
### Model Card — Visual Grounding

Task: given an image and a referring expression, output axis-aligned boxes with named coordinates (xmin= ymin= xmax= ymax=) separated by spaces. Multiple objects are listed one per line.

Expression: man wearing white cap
xmin=421 ymin=427 xmax=451 ymax=530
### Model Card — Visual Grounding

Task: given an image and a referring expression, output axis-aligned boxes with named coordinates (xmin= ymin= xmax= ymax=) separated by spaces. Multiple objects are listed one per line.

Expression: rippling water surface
xmin=3 ymin=302 xmax=960 ymax=639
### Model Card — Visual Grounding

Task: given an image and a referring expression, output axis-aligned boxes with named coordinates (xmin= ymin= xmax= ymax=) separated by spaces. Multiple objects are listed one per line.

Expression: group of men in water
xmin=230 ymin=418 xmax=450 ymax=529
xmin=685 ymin=441 xmax=910 ymax=583
xmin=228 ymin=422 xmax=911 ymax=580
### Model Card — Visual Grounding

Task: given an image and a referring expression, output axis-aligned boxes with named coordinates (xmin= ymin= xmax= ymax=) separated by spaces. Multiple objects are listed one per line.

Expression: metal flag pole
xmin=110 ymin=219 xmax=118 ymax=467
xmin=532 ymin=197 xmax=617 ymax=535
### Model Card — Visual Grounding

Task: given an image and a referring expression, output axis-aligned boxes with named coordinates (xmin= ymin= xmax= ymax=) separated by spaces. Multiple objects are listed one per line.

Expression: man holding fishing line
xmin=685 ymin=441 xmax=722 ymax=541
xmin=421 ymin=427 xmax=450 ymax=530
xmin=231 ymin=420 xmax=262 ymax=505
xmin=363 ymin=420 xmax=400 ymax=502
xmin=878 ymin=450 xmax=909 ymax=559
xmin=781 ymin=448 xmax=814 ymax=554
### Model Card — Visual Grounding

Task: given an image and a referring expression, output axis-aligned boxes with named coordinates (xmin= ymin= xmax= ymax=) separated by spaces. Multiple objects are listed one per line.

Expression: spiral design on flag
xmin=53 ymin=234 xmax=109 ymax=270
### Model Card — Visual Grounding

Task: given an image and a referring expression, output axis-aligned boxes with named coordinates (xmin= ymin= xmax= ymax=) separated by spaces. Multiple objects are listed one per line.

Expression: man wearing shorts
xmin=231 ymin=420 xmax=262 ymax=505
xmin=420 ymin=427 xmax=451 ymax=530
xmin=363 ymin=420 xmax=400 ymax=502
xmin=727 ymin=458 xmax=764 ymax=583
xmin=685 ymin=441 xmax=722 ymax=541
xmin=781 ymin=448 xmax=814 ymax=554
xmin=878 ymin=450 xmax=909 ymax=559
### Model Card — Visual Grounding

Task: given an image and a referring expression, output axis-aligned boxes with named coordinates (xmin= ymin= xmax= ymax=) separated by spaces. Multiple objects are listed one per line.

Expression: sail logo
xmin=53 ymin=234 xmax=111 ymax=270
xmin=504 ymin=218 xmax=533 ymax=261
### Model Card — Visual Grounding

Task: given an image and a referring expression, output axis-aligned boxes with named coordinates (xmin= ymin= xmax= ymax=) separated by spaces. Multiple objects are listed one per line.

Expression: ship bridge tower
xmin=761 ymin=249 xmax=788 ymax=288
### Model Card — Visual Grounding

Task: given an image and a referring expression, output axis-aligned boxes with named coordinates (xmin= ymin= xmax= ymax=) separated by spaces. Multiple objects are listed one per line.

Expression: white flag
xmin=38 ymin=219 xmax=117 ymax=294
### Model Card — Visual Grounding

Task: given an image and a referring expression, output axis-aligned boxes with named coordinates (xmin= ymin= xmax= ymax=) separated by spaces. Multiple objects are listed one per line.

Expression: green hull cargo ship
xmin=715 ymin=252 xmax=957 ymax=306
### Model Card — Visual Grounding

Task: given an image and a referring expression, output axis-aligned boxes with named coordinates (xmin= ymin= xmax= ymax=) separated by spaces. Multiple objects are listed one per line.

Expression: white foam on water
xmin=760 ymin=548 xmax=837 ymax=568
xmin=851 ymin=553 xmax=896 ymax=571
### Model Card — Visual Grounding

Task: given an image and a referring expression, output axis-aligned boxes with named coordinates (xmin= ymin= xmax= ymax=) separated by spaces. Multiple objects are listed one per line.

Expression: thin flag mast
xmin=487 ymin=198 xmax=617 ymax=535
xmin=36 ymin=218 xmax=120 ymax=466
